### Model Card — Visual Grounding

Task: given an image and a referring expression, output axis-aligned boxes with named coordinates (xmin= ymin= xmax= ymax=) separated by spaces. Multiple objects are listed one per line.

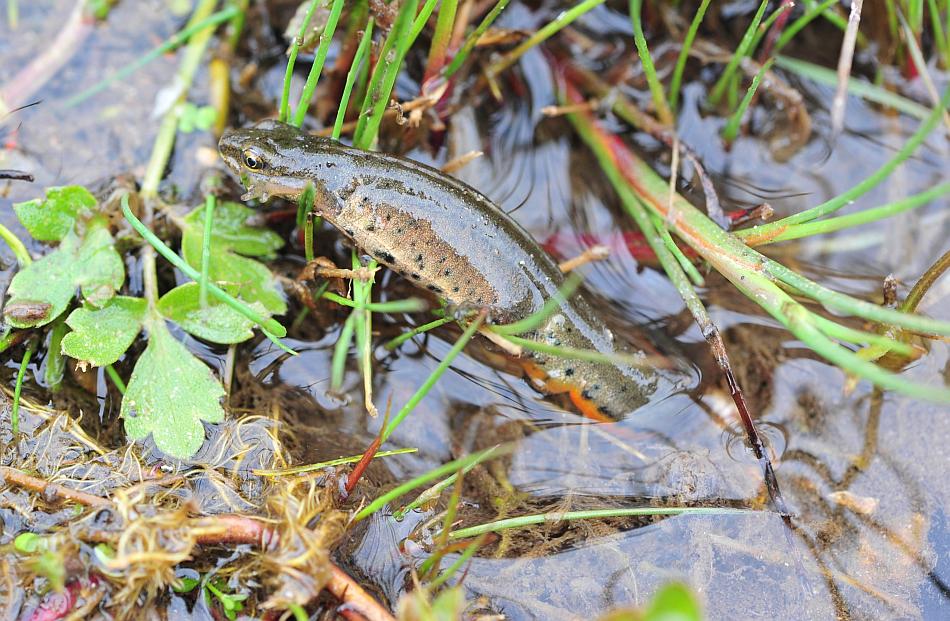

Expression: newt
xmin=219 ymin=120 xmax=679 ymax=421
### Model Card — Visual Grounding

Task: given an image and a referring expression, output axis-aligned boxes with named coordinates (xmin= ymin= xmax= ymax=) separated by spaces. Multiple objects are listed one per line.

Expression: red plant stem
xmin=328 ymin=564 xmax=393 ymax=621
xmin=758 ymin=0 xmax=795 ymax=62
xmin=344 ymin=435 xmax=382 ymax=497
xmin=0 ymin=0 xmax=95 ymax=112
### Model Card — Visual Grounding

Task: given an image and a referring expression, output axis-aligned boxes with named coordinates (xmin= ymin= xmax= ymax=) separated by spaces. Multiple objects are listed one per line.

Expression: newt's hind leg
xmin=518 ymin=360 xmax=617 ymax=424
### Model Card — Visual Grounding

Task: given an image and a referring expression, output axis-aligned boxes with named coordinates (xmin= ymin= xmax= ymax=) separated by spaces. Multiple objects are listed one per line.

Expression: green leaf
xmin=158 ymin=283 xmax=259 ymax=344
xmin=183 ymin=200 xmax=284 ymax=257
xmin=76 ymin=225 xmax=127 ymax=307
xmin=205 ymin=578 xmax=247 ymax=620
xmin=14 ymin=533 xmax=45 ymax=554
xmin=178 ymin=102 xmax=217 ymax=133
xmin=180 ymin=201 xmax=287 ymax=315
xmin=4 ymin=217 xmax=124 ymax=328
xmin=183 ymin=242 xmax=287 ymax=314
xmin=13 ymin=186 xmax=97 ymax=242
xmin=643 ymin=583 xmax=702 ymax=621
xmin=62 ymin=296 xmax=147 ymax=366
xmin=122 ymin=317 xmax=225 ymax=459
xmin=174 ymin=576 xmax=201 ymax=593
xmin=30 ymin=550 xmax=67 ymax=592
xmin=430 ymin=587 xmax=467 ymax=620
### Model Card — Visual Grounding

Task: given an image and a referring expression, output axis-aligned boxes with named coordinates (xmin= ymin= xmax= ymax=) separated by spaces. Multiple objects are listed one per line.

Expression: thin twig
xmin=0 ymin=169 xmax=33 ymax=181
xmin=830 ymin=0 xmax=864 ymax=138
xmin=0 ymin=466 xmax=112 ymax=509
xmin=557 ymin=244 xmax=610 ymax=272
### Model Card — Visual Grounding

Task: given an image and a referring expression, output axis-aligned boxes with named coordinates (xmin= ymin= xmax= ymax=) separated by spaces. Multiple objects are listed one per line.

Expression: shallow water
xmin=2 ymin=1 xmax=949 ymax=619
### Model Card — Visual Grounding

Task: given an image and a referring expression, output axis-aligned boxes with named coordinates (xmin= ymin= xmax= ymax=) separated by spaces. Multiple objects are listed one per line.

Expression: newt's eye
xmin=242 ymin=148 xmax=266 ymax=170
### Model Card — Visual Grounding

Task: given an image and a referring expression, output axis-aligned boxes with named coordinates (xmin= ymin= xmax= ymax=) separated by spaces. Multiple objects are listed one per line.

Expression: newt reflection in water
xmin=219 ymin=120 xmax=682 ymax=421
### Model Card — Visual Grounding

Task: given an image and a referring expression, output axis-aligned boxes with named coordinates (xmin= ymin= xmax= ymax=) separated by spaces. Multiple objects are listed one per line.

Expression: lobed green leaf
xmin=180 ymin=202 xmax=287 ymax=314
xmin=157 ymin=282 xmax=260 ymax=344
xmin=13 ymin=186 xmax=96 ymax=242
xmin=4 ymin=216 xmax=124 ymax=328
xmin=122 ymin=317 xmax=225 ymax=459
xmin=182 ymin=200 xmax=284 ymax=258
xmin=62 ymin=296 xmax=147 ymax=367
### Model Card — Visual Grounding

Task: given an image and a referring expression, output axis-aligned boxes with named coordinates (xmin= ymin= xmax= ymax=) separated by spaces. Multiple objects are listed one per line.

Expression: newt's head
xmin=218 ymin=119 xmax=338 ymax=203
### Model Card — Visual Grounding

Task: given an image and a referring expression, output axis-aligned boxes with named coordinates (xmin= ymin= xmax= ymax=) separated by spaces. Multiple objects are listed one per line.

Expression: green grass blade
xmin=252 ymin=448 xmax=417 ymax=476
xmin=927 ymin=0 xmax=950 ymax=69
xmin=802 ymin=0 xmax=851 ymax=33
xmin=427 ymin=536 xmax=485 ymax=588
xmin=331 ymin=312 xmax=356 ymax=391
xmin=747 ymin=1 xmax=795 ymax=59
xmin=740 ymin=82 xmax=950 ymax=241
xmin=384 ymin=316 xmax=455 ymax=350
xmin=409 ymin=0 xmax=442 ymax=46
xmin=354 ymin=445 xmax=505 ymax=521
xmin=766 ymin=261 xmax=950 ymax=338
xmin=708 ymin=0 xmax=769 ymax=106
xmin=629 ymin=0 xmax=673 ymax=126
xmin=669 ymin=0 xmax=711 ymax=112
xmin=381 ymin=312 xmax=485 ymax=442
xmin=333 ymin=17 xmax=375 ymax=140
xmin=737 ymin=271 xmax=950 ymax=401
xmin=774 ymin=0 xmax=840 ymax=54
xmin=486 ymin=0 xmax=606 ymax=78
xmin=280 ymin=0 xmax=321 ymax=123
xmin=444 ymin=0 xmax=511 ymax=78
xmin=321 ymin=291 xmax=426 ymax=313
xmin=722 ymin=58 xmax=774 ymax=142
xmin=140 ymin=0 xmax=219 ymax=198
xmin=489 ymin=273 xmax=583 ymax=336
xmin=809 ymin=315 xmax=916 ymax=357
xmin=292 ymin=0 xmax=346 ymax=127
xmin=11 ymin=336 xmax=37 ymax=435
xmin=353 ymin=0 xmax=419 ymax=149
xmin=105 ymin=364 xmax=127 ymax=394
xmin=423 ymin=0 xmax=458 ymax=80
xmin=773 ymin=55 xmax=931 ymax=120
xmin=0 ymin=221 xmax=31 ymax=266
xmin=766 ymin=182 xmax=950 ymax=243
xmin=651 ymin=213 xmax=705 ymax=286
xmin=394 ymin=459 xmax=479 ymax=519
xmin=199 ymin=194 xmax=215 ymax=307
xmin=449 ymin=506 xmax=755 ymax=539
xmin=353 ymin=253 xmax=376 ymax=413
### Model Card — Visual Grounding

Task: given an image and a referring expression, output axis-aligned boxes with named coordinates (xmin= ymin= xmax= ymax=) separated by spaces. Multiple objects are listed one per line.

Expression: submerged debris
xmin=0 ymin=392 xmax=366 ymax=619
